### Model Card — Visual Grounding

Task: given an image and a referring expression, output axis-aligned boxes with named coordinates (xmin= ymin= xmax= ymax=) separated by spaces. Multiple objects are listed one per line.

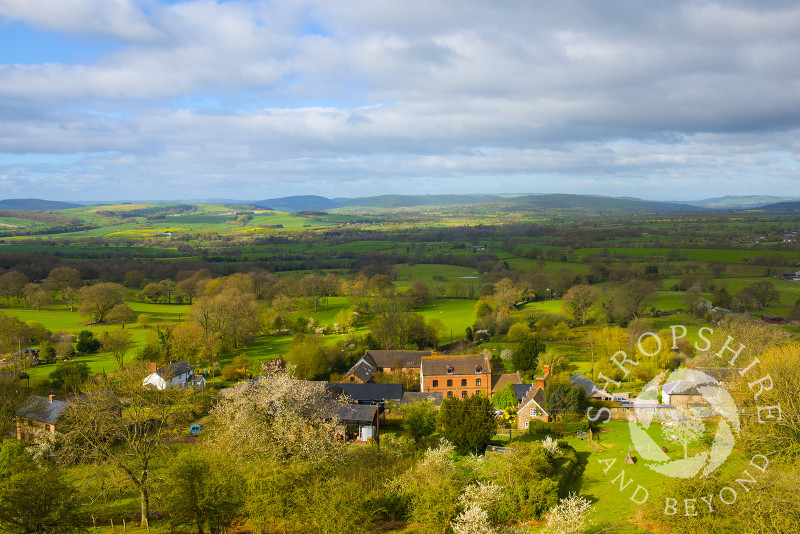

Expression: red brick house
xmin=420 ymin=351 xmax=492 ymax=399
xmin=342 ymin=350 xmax=432 ymax=383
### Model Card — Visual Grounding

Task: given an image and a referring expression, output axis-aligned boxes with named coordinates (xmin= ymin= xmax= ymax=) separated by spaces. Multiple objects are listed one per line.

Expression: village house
xmin=16 ymin=394 xmax=69 ymax=441
xmin=516 ymin=366 xmax=551 ymax=429
xmin=420 ymin=351 xmax=492 ymax=398
xmin=142 ymin=360 xmax=205 ymax=390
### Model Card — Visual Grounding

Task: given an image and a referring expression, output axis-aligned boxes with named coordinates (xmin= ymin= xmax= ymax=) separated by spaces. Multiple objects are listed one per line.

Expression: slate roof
xmin=329 ymin=382 xmax=404 ymax=402
xmin=16 ymin=396 xmax=69 ymax=425
xmin=513 ymin=384 xmax=533 ymax=402
xmin=519 ymin=386 xmax=547 ymax=414
xmin=421 ymin=354 xmax=490 ymax=376
xmin=156 ymin=360 xmax=194 ymax=379
xmin=343 ymin=357 xmax=377 ymax=383
xmin=334 ymin=404 xmax=379 ymax=424
xmin=570 ymin=373 xmax=602 ymax=397
xmin=365 ymin=350 xmax=430 ymax=369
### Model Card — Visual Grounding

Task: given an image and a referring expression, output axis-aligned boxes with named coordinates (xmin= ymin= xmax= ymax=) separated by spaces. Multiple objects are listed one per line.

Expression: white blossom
xmin=541 ymin=435 xmax=560 ymax=454
xmin=545 ymin=492 xmax=593 ymax=534
xmin=451 ymin=504 xmax=496 ymax=534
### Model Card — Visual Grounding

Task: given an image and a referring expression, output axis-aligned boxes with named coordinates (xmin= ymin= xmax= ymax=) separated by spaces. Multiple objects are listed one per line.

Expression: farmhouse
xmin=16 ymin=394 xmax=69 ymax=441
xmin=143 ymin=360 xmax=205 ymax=390
xmin=420 ymin=351 xmax=492 ymax=398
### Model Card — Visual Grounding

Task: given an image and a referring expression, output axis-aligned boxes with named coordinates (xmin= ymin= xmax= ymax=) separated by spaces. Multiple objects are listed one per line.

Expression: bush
xmin=74 ymin=330 xmax=100 ymax=354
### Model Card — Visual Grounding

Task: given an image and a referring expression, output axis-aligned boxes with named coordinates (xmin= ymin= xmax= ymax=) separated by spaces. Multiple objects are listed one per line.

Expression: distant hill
xmin=503 ymin=194 xmax=703 ymax=212
xmin=0 ymin=198 xmax=82 ymax=210
xmin=253 ymin=193 xmax=703 ymax=213
xmin=689 ymin=195 xmax=800 ymax=208
xmin=758 ymin=201 xmax=800 ymax=211
xmin=254 ymin=195 xmax=340 ymax=212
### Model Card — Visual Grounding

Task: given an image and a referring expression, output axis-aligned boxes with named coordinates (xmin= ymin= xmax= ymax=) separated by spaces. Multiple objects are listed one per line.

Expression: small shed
xmin=334 ymin=404 xmax=379 ymax=442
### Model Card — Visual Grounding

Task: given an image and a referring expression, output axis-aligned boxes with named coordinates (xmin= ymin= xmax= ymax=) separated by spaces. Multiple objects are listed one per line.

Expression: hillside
xmin=759 ymin=201 xmax=800 ymax=211
xmin=689 ymin=195 xmax=800 ymax=208
xmin=254 ymin=193 xmax=703 ymax=213
xmin=0 ymin=198 xmax=83 ymax=210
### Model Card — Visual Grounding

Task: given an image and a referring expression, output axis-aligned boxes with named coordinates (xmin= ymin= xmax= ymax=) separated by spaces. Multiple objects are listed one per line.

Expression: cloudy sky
xmin=1 ymin=0 xmax=799 ymax=202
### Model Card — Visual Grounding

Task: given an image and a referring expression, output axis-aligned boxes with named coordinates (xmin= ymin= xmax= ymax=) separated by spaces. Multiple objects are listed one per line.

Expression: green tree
xmin=512 ymin=336 xmax=545 ymax=375
xmin=402 ymin=400 xmax=437 ymax=444
xmin=544 ymin=379 xmax=588 ymax=421
xmin=60 ymin=365 xmax=197 ymax=527
xmin=438 ymin=395 xmax=497 ymax=455
xmin=492 ymin=382 xmax=518 ymax=410
xmin=44 ymin=267 xmax=81 ymax=311
xmin=0 ymin=468 xmax=85 ymax=534
xmin=748 ymin=280 xmax=780 ymax=308
xmin=49 ymin=361 xmax=90 ymax=395
xmin=101 ymin=328 xmax=135 ymax=370
xmin=107 ymin=303 xmax=136 ymax=328
xmin=75 ymin=330 xmax=100 ymax=353
xmin=562 ymin=284 xmax=600 ymax=325
xmin=286 ymin=333 xmax=328 ymax=380
xmin=166 ymin=450 xmax=245 ymax=534
xmin=78 ymin=282 xmax=125 ymax=322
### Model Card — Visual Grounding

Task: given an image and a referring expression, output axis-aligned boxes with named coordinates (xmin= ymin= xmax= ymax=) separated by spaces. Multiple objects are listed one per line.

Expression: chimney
xmin=536 ymin=377 xmax=545 ymax=390
xmin=48 ymin=394 xmax=55 ymax=403
xmin=690 ymin=363 xmax=695 ymax=370
xmin=151 ymin=362 xmax=158 ymax=372
xmin=543 ymin=365 xmax=550 ymax=378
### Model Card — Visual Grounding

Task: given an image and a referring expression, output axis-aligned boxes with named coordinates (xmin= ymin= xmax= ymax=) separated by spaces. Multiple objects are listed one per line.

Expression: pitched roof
xmin=334 ymin=404 xmax=379 ymax=424
xmin=513 ymin=384 xmax=533 ymax=402
xmin=156 ymin=360 xmax=194 ymax=379
xmin=330 ymin=383 xmax=404 ymax=402
xmin=570 ymin=373 xmax=602 ymax=397
xmin=16 ymin=395 xmax=69 ymax=425
xmin=661 ymin=380 xmax=703 ymax=396
xmin=365 ymin=350 xmax=430 ymax=369
xmin=491 ymin=372 xmax=522 ymax=392
xmin=519 ymin=386 xmax=547 ymax=414
xmin=343 ymin=357 xmax=377 ymax=383
xmin=421 ymin=354 xmax=490 ymax=376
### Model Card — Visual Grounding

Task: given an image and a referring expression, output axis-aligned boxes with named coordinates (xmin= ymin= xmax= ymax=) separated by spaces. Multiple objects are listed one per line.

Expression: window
xmin=447 ymin=391 xmax=453 ymax=398
xmin=446 ymin=365 xmax=454 ymax=374
xmin=432 ymin=380 xmax=439 ymax=388
xmin=447 ymin=379 xmax=453 ymax=387
xmin=525 ymin=421 xmax=529 ymax=429
xmin=530 ymin=408 xmax=539 ymax=416
xmin=349 ymin=376 xmax=355 ymax=382
xmin=476 ymin=378 xmax=482 ymax=386
xmin=461 ymin=379 xmax=467 ymax=386
xmin=462 ymin=391 xmax=468 ymax=398
xmin=475 ymin=365 xmax=482 ymax=374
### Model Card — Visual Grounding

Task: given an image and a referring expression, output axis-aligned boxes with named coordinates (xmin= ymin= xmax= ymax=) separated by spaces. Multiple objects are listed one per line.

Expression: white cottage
xmin=142 ymin=360 xmax=205 ymax=390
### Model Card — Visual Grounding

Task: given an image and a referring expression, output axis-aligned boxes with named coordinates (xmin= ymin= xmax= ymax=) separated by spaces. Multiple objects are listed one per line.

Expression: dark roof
xmin=519 ymin=386 xmax=547 ymax=414
xmin=399 ymin=391 xmax=443 ymax=406
xmin=343 ymin=357 xmax=377 ymax=383
xmin=156 ymin=360 xmax=194 ymax=379
xmin=513 ymin=384 xmax=533 ymax=402
xmin=570 ymin=373 xmax=601 ymax=396
xmin=329 ymin=383 xmax=404 ymax=402
xmin=365 ymin=350 xmax=430 ymax=369
xmin=334 ymin=404 xmax=379 ymax=424
xmin=16 ymin=396 xmax=69 ymax=425
xmin=421 ymin=354 xmax=490 ymax=376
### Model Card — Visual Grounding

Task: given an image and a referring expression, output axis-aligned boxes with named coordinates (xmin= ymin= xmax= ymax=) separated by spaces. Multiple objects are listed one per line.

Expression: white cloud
xmin=0 ymin=0 xmax=799 ymax=199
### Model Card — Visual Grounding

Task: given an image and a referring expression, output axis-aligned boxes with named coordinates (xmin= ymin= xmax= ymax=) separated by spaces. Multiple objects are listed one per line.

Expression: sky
xmin=0 ymin=0 xmax=799 ymax=202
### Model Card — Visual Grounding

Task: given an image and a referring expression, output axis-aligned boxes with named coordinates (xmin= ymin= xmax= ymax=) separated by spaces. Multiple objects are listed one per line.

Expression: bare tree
xmin=60 ymin=365 xmax=197 ymax=527
xmin=562 ymin=284 xmax=600 ymax=325
xmin=101 ymin=328 xmax=135 ymax=370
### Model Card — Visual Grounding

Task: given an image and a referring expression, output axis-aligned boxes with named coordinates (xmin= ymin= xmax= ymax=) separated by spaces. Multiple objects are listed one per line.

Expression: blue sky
xmin=1 ymin=0 xmax=799 ymax=202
